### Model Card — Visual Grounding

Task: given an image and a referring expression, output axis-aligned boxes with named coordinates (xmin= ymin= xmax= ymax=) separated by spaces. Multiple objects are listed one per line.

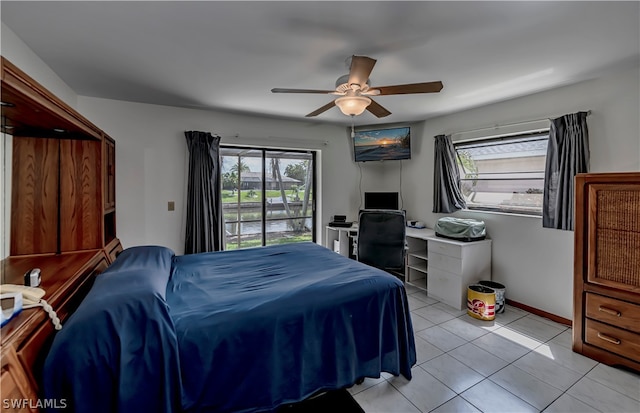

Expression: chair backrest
xmin=356 ymin=209 xmax=406 ymax=270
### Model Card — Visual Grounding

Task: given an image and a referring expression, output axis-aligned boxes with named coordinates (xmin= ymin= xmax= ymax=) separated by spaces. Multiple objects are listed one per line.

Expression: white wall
xmin=1 ymin=23 xmax=78 ymax=109
xmin=1 ymin=23 xmax=79 ymax=262
xmin=90 ymin=64 xmax=636 ymax=319
xmin=349 ymin=122 xmax=428 ymax=221
xmin=398 ymin=65 xmax=640 ymax=320
xmin=0 ymin=133 xmax=11 ymax=261
xmin=1 ymin=18 xmax=364 ymax=256
xmin=78 ymin=97 xmax=355 ymax=254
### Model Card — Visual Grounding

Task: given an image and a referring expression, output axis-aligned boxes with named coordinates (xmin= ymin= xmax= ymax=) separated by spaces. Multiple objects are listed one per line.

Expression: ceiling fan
xmin=271 ymin=55 xmax=443 ymax=118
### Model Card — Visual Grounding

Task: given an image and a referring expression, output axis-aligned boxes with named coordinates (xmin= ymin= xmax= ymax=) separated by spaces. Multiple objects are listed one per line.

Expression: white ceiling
xmin=2 ymin=1 xmax=639 ymax=127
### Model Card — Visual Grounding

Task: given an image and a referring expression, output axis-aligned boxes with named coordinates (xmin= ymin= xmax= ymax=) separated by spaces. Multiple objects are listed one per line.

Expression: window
xmin=221 ymin=146 xmax=316 ymax=250
xmin=453 ymin=130 xmax=549 ymax=215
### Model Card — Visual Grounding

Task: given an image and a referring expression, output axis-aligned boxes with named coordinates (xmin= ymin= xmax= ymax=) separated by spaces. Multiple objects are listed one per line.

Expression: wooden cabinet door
xmin=59 ymin=139 xmax=102 ymax=252
xmin=585 ymin=182 xmax=640 ymax=294
xmin=10 ymin=137 xmax=59 ymax=255
xmin=10 ymin=137 xmax=103 ymax=255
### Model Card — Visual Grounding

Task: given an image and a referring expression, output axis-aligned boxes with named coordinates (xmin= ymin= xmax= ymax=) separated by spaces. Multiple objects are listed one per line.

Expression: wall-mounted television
xmin=353 ymin=126 xmax=411 ymax=162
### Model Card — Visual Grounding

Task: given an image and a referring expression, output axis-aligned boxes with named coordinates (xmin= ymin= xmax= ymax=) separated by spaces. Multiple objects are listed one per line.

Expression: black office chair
xmin=355 ymin=209 xmax=406 ymax=272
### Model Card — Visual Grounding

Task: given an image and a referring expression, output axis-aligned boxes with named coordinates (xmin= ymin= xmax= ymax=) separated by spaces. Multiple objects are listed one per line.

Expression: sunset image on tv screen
xmin=353 ymin=127 xmax=411 ymax=162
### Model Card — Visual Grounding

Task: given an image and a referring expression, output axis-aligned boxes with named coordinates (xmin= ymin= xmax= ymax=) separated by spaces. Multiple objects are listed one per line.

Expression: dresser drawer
xmin=585 ymin=318 xmax=640 ymax=362
xmin=429 ymin=251 xmax=463 ymax=274
xmin=585 ymin=293 xmax=640 ymax=334
xmin=428 ymin=240 xmax=462 ymax=259
xmin=1 ymin=347 xmax=37 ymax=412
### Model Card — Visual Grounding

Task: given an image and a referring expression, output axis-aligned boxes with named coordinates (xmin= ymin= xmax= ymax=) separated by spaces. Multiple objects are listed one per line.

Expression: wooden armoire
xmin=573 ymin=172 xmax=640 ymax=372
xmin=1 ymin=56 xmax=122 ymax=409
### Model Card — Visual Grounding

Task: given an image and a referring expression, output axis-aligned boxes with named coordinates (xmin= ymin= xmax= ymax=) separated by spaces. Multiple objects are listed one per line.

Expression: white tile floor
xmin=349 ymin=284 xmax=640 ymax=413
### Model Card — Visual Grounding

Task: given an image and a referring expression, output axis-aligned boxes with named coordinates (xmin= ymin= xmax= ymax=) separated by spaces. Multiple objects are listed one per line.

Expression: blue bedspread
xmin=43 ymin=242 xmax=416 ymax=413
xmin=43 ymin=245 xmax=182 ymax=413
xmin=167 ymin=242 xmax=415 ymax=412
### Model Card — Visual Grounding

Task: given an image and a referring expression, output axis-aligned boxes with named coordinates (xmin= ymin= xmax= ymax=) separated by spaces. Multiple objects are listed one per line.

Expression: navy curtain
xmin=433 ymin=134 xmax=466 ymax=213
xmin=542 ymin=112 xmax=590 ymax=230
xmin=184 ymin=131 xmax=223 ymax=254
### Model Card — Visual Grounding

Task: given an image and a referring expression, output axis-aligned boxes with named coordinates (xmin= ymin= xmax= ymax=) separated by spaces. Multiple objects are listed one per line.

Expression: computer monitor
xmin=364 ymin=192 xmax=399 ymax=210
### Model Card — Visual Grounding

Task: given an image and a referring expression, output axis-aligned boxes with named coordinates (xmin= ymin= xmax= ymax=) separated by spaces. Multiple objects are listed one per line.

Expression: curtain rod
xmin=217 ymin=133 xmax=329 ymax=147
xmin=444 ymin=110 xmax=591 ymax=137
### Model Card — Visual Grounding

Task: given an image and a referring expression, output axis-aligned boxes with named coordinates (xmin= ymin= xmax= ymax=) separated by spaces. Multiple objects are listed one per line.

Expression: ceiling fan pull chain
xmin=351 ymin=116 xmax=355 ymax=138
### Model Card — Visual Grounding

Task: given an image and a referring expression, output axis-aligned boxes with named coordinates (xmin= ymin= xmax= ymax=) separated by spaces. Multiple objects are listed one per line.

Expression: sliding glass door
xmin=221 ymin=146 xmax=315 ymax=250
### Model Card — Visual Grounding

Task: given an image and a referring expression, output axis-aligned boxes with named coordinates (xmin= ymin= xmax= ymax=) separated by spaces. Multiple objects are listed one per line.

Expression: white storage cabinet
xmin=426 ymin=236 xmax=492 ymax=310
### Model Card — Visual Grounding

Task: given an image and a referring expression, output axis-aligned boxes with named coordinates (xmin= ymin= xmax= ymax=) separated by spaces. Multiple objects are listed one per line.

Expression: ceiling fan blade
xmin=348 ymin=55 xmax=377 ymax=87
xmin=271 ymin=88 xmax=334 ymax=94
xmin=305 ymin=101 xmax=336 ymax=117
xmin=366 ymin=98 xmax=391 ymax=118
xmin=374 ymin=81 xmax=443 ymax=95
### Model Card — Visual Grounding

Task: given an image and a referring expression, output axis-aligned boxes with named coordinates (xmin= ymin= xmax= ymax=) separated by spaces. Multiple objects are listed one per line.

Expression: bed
xmin=43 ymin=242 xmax=416 ymax=413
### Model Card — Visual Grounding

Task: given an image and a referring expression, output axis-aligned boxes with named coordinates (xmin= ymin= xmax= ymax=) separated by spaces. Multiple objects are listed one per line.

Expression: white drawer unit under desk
xmin=426 ymin=236 xmax=492 ymax=310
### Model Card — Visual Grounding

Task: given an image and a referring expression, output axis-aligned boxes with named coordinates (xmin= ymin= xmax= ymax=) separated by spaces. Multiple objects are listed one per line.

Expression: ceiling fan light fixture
xmin=335 ymin=95 xmax=371 ymax=116
xmin=272 ymin=56 xmax=442 ymax=118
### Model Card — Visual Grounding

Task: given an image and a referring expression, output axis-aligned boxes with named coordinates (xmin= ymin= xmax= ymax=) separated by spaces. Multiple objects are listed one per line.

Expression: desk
xmin=325 ymin=225 xmax=492 ymax=309
xmin=325 ymin=225 xmax=435 ymax=256
xmin=325 ymin=225 xmax=435 ymax=286
xmin=325 ymin=224 xmax=359 ymax=259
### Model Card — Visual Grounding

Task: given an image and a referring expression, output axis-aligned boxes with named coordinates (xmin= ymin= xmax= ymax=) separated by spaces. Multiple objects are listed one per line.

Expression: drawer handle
xmin=598 ymin=306 xmax=621 ymax=317
xmin=597 ymin=332 xmax=621 ymax=345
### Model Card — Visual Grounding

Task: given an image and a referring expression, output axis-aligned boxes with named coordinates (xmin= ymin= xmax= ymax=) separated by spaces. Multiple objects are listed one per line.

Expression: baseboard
xmin=505 ymin=298 xmax=572 ymax=327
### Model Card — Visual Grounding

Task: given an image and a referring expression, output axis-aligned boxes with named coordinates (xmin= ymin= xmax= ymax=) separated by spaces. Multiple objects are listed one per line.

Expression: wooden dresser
xmin=573 ymin=172 xmax=640 ymax=372
xmin=1 ymin=251 xmax=109 ymax=411
xmin=1 ymin=56 xmax=121 ymax=411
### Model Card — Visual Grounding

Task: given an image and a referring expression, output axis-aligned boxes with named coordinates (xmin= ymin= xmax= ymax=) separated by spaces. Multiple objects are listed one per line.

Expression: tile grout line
xmin=370 ymin=289 xmax=638 ymax=413
xmin=408 ymin=296 xmax=569 ymax=412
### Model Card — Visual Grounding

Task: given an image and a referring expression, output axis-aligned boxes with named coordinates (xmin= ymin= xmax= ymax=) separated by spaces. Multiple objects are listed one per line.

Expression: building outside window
xmin=453 ymin=130 xmax=549 ymax=215
xmin=221 ymin=146 xmax=316 ymax=249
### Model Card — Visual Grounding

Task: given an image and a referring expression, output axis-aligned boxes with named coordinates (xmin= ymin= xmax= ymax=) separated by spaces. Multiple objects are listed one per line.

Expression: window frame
xmin=452 ymin=129 xmax=549 ymax=217
xmin=220 ymin=145 xmax=317 ymax=250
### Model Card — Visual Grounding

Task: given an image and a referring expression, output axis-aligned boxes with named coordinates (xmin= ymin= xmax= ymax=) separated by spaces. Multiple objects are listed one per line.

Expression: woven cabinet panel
xmin=595 ymin=189 xmax=640 ymax=287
